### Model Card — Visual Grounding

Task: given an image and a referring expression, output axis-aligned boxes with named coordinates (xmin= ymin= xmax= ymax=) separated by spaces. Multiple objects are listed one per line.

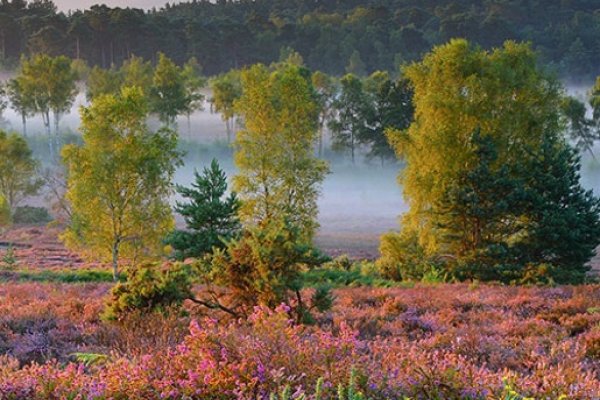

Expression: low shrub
xmin=11 ymin=206 xmax=52 ymax=225
xmin=102 ymin=262 xmax=194 ymax=321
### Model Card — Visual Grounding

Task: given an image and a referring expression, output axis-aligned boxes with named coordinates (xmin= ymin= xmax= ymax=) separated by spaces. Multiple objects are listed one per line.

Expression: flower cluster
xmin=0 ymin=283 xmax=598 ymax=399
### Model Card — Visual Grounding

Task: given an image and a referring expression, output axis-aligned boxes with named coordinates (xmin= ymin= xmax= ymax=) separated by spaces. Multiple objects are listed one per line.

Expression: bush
xmin=195 ymin=220 xmax=333 ymax=322
xmin=12 ymin=206 xmax=52 ymax=225
xmin=102 ymin=262 xmax=194 ymax=321
xmin=377 ymin=232 xmax=440 ymax=281
xmin=303 ymin=256 xmax=397 ymax=288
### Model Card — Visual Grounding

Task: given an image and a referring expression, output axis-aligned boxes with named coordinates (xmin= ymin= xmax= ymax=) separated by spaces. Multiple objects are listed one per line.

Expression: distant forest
xmin=1 ymin=0 xmax=600 ymax=79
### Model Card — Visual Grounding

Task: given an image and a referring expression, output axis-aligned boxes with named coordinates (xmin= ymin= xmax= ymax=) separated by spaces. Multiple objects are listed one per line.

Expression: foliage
xmin=234 ymin=62 xmax=328 ymax=242
xmin=165 ymin=159 xmax=241 ymax=261
xmin=149 ymin=52 xmax=188 ymax=126
xmin=5 ymin=78 xmax=35 ymax=136
xmin=383 ymin=40 xmax=600 ymax=284
xmin=195 ymin=220 xmax=331 ymax=322
xmin=15 ymin=54 xmax=78 ymax=138
xmin=2 ymin=245 xmax=17 ymax=269
xmin=62 ymin=87 xmax=182 ymax=280
xmin=102 ymin=262 xmax=194 ymax=321
xmin=2 ymin=1 xmax=600 ymax=79
xmin=12 ymin=206 xmax=52 ymax=225
xmin=210 ymin=70 xmax=242 ymax=141
xmin=0 ymin=195 xmax=10 ymax=229
xmin=0 ymin=268 xmax=116 ymax=283
xmin=0 ymin=130 xmax=43 ymax=211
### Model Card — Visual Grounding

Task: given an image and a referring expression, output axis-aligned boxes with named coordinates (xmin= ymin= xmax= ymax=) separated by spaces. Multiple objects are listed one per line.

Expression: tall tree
xmin=311 ymin=71 xmax=337 ymax=157
xmin=382 ymin=39 xmax=600 ymax=283
xmin=360 ymin=72 xmax=413 ymax=164
xmin=234 ymin=63 xmax=328 ymax=241
xmin=62 ymin=87 xmax=182 ymax=280
xmin=329 ymin=73 xmax=367 ymax=163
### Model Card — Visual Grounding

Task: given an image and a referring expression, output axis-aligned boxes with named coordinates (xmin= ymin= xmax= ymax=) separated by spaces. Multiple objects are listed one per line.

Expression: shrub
xmin=194 ymin=220 xmax=333 ymax=322
xmin=102 ymin=262 xmax=194 ymax=321
xmin=12 ymin=206 xmax=52 ymax=225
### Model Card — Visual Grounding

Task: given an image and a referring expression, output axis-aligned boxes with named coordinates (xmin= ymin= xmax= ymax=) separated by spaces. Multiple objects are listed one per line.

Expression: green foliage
xmin=382 ymin=40 xmax=600 ymax=284
xmin=303 ymin=256 xmax=398 ymax=288
xmin=0 ymin=130 xmax=42 ymax=210
xmin=3 ymin=2 xmax=600 ymax=79
xmin=86 ymin=65 xmax=122 ymax=100
xmin=0 ymin=195 xmax=10 ymax=229
xmin=234 ymin=63 xmax=328 ymax=242
xmin=12 ymin=206 xmax=52 ymax=225
xmin=70 ymin=353 xmax=108 ymax=367
xmin=328 ymin=74 xmax=367 ymax=163
xmin=102 ymin=262 xmax=194 ymax=321
xmin=2 ymin=245 xmax=17 ymax=270
xmin=16 ymin=54 xmax=78 ymax=137
xmin=0 ymin=268 xmax=116 ymax=283
xmin=165 ymin=159 xmax=241 ymax=260
xmin=62 ymin=87 xmax=182 ymax=280
xmin=149 ymin=53 xmax=188 ymax=126
xmin=6 ymin=78 xmax=35 ymax=136
xmin=196 ymin=220 xmax=331 ymax=322
xmin=0 ymin=82 xmax=6 ymax=119
xmin=210 ymin=70 xmax=242 ymax=141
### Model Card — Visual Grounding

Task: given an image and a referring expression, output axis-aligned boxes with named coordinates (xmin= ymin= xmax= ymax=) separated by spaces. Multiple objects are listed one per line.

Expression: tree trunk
xmin=187 ymin=113 xmax=192 ymax=138
xmin=112 ymin=240 xmax=120 ymax=281
xmin=21 ymin=113 xmax=27 ymax=137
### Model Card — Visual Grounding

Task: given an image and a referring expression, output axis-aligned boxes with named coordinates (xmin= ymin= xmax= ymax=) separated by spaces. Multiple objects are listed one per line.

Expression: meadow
xmin=0 ymin=279 xmax=598 ymax=399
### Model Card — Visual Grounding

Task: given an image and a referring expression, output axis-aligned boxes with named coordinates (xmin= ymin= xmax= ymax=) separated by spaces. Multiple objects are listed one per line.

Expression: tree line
xmin=2 ymin=40 xmax=600 ymax=323
xmin=2 ymin=0 xmax=600 ymax=80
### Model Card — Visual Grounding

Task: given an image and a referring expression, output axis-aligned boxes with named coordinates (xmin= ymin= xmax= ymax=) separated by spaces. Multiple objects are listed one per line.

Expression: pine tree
xmin=166 ymin=159 xmax=241 ymax=260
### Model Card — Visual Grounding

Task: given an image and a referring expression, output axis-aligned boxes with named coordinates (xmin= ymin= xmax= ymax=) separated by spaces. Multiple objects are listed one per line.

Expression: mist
xmin=2 ymin=82 xmax=599 ymax=258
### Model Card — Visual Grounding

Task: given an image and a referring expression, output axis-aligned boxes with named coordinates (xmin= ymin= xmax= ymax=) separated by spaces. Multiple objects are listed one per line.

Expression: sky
xmin=53 ymin=0 xmax=172 ymax=11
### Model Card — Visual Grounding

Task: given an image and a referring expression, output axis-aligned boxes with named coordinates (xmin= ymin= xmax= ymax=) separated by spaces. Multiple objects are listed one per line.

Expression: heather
xmin=0 ymin=282 xmax=599 ymax=399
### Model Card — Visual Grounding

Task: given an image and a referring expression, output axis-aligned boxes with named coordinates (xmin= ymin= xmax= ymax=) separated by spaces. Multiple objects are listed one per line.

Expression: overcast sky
xmin=54 ymin=0 xmax=172 ymax=12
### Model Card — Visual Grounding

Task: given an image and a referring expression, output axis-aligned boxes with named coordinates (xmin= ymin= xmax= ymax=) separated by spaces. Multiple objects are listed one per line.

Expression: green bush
xmin=102 ymin=262 xmax=194 ymax=321
xmin=303 ymin=256 xmax=397 ymax=288
xmin=195 ymin=220 xmax=333 ymax=322
xmin=12 ymin=206 xmax=52 ymax=225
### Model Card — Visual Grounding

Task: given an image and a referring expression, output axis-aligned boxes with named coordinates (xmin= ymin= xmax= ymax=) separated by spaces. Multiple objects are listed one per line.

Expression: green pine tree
xmin=166 ymin=159 xmax=241 ymax=260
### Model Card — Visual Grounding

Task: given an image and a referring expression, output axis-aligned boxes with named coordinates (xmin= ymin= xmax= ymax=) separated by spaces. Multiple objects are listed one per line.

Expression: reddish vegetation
xmin=0 ymin=282 xmax=598 ymax=398
xmin=0 ymin=226 xmax=96 ymax=269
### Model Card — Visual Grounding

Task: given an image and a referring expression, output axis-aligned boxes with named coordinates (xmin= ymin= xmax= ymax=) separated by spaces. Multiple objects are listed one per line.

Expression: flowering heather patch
xmin=0 ymin=283 xmax=599 ymax=398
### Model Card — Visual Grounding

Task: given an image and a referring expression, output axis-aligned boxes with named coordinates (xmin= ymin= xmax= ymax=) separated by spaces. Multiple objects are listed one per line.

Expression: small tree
xmin=0 ymin=130 xmax=43 ymax=211
xmin=6 ymin=79 xmax=35 ymax=136
xmin=150 ymin=53 xmax=188 ymax=127
xmin=16 ymin=54 xmax=78 ymax=153
xmin=210 ymin=70 xmax=242 ymax=142
xmin=62 ymin=87 xmax=182 ymax=280
xmin=181 ymin=57 xmax=206 ymax=136
xmin=165 ymin=159 xmax=241 ymax=260
xmin=195 ymin=219 xmax=332 ymax=322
